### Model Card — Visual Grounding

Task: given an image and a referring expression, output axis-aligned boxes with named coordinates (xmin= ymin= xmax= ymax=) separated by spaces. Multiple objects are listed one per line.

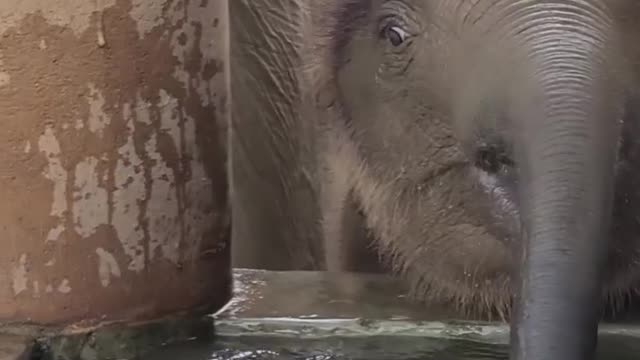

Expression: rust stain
xmin=0 ymin=0 xmax=230 ymax=325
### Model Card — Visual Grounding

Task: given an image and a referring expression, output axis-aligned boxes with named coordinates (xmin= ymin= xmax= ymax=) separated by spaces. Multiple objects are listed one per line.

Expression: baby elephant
xmin=231 ymin=1 xmax=640 ymax=360
xmin=296 ymin=1 xmax=640 ymax=359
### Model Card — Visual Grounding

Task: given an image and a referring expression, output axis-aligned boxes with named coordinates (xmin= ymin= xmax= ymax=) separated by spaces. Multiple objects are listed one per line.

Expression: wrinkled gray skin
xmin=230 ymin=1 xmax=640 ymax=359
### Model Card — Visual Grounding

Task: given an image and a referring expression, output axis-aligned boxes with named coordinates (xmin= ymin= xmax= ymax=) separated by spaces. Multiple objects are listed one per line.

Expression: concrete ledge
xmin=0 ymin=311 xmax=214 ymax=360
xmin=5 ymin=269 xmax=640 ymax=359
xmin=213 ymin=269 xmax=640 ymax=344
xmin=139 ymin=269 xmax=640 ymax=359
xmin=215 ymin=268 xmax=458 ymax=321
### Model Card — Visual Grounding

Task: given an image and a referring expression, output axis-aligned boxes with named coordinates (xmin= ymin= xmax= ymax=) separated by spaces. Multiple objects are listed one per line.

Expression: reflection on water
xmin=146 ymin=334 xmax=640 ymax=360
xmin=143 ymin=270 xmax=640 ymax=360
xmin=208 ymin=336 xmax=506 ymax=360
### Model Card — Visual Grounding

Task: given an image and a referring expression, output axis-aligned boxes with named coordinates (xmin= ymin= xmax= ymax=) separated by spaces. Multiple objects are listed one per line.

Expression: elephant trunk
xmin=507 ymin=5 xmax=622 ymax=360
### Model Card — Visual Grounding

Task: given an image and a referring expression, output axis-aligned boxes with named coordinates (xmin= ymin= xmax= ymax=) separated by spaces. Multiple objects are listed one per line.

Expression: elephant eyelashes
xmin=382 ymin=23 xmax=409 ymax=46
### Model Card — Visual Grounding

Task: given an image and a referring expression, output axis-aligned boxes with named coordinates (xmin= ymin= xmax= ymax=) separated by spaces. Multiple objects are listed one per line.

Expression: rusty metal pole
xmin=0 ymin=0 xmax=230 ymax=326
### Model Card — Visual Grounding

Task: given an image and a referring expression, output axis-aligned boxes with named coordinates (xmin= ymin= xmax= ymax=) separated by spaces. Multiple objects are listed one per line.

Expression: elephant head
xmin=304 ymin=0 xmax=640 ymax=359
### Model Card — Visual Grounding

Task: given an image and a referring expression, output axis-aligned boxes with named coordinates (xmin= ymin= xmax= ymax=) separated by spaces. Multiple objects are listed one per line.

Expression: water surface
xmin=147 ymin=333 xmax=640 ymax=360
xmin=151 ymin=270 xmax=640 ymax=360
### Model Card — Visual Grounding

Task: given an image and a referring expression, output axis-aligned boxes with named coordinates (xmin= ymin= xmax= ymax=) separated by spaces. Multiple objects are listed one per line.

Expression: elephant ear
xmin=230 ymin=0 xmax=327 ymax=269
xmin=298 ymin=0 xmax=335 ymax=109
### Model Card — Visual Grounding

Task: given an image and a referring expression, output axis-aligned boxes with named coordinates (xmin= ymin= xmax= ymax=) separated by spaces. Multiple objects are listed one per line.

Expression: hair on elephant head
xmin=300 ymin=1 xmax=640 ymax=359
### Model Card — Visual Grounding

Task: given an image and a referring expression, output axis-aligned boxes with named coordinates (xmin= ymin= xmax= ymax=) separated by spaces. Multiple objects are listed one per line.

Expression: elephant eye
xmin=475 ymin=145 xmax=515 ymax=174
xmin=383 ymin=24 xmax=409 ymax=47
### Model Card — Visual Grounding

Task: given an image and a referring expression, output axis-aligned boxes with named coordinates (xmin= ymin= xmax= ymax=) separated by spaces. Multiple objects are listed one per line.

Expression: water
xmin=146 ymin=333 xmax=640 ymax=360
xmin=143 ymin=270 xmax=640 ymax=359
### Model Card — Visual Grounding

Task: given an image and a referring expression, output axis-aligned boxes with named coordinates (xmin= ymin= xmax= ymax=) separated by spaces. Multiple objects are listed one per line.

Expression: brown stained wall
xmin=0 ymin=0 xmax=230 ymax=325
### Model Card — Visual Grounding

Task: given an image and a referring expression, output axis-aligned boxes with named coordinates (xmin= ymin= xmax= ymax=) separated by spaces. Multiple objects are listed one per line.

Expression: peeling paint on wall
xmin=129 ymin=0 xmax=164 ymax=37
xmin=0 ymin=0 xmax=118 ymax=36
xmin=35 ymin=88 xmax=217 ymax=271
xmin=38 ymin=126 xmax=68 ymax=242
xmin=134 ymin=93 xmax=153 ymax=125
xmin=145 ymin=91 xmax=181 ymax=263
xmin=86 ymin=83 xmax=111 ymax=136
xmin=113 ymin=107 xmax=147 ymax=272
xmin=167 ymin=0 xmax=226 ymax=108
xmin=73 ymin=156 xmax=109 ymax=238
xmin=36 ymin=87 xmax=221 ymax=273
xmin=26 ymin=0 xmax=226 ymax=271
xmin=182 ymin=111 xmax=217 ymax=260
xmin=145 ymin=132 xmax=181 ymax=263
xmin=96 ymin=248 xmax=121 ymax=287
xmin=0 ymin=0 xmax=230 ymax=323
xmin=12 ymin=254 xmax=28 ymax=296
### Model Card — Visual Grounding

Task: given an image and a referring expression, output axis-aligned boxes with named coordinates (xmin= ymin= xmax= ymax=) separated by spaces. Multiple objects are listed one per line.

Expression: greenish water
xmin=139 ymin=266 xmax=640 ymax=360
xmin=146 ymin=334 xmax=640 ymax=360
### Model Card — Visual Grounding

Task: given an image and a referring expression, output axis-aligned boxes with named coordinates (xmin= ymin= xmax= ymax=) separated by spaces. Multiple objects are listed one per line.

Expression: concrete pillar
xmin=0 ymin=0 xmax=230 ymax=325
